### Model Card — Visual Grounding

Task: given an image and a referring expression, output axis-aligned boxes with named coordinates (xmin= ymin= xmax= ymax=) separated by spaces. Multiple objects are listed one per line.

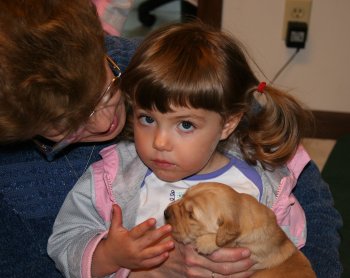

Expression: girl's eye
xmin=139 ymin=115 xmax=155 ymax=126
xmin=179 ymin=121 xmax=194 ymax=132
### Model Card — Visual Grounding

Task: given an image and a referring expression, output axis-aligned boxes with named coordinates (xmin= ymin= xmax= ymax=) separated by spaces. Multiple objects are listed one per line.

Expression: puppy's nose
xmin=164 ymin=207 xmax=170 ymax=220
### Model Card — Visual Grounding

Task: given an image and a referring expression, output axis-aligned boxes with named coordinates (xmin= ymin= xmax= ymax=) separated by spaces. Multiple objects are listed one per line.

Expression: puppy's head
xmin=164 ymin=182 xmax=243 ymax=249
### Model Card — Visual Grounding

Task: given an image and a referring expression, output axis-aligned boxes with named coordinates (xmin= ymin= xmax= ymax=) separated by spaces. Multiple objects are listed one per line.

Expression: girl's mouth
xmin=152 ymin=159 xmax=175 ymax=169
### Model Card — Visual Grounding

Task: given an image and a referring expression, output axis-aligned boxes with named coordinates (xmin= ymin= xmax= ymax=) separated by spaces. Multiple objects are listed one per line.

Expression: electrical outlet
xmin=282 ymin=0 xmax=312 ymax=40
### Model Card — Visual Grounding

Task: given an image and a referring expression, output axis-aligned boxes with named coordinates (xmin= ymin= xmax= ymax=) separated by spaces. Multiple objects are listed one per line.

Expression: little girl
xmin=48 ymin=21 xmax=313 ymax=277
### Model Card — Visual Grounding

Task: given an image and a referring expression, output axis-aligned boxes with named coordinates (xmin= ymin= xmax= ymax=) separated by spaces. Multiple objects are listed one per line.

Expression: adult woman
xmin=0 ymin=0 xmax=343 ymax=277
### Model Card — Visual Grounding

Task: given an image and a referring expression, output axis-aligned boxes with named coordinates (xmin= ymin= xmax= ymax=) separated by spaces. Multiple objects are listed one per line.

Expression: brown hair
xmin=0 ymin=0 xmax=106 ymax=143
xmin=120 ymin=21 xmax=313 ymax=169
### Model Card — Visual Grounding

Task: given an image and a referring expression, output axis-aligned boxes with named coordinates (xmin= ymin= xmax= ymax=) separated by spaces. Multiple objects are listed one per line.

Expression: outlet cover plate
xmin=282 ymin=0 xmax=312 ymax=40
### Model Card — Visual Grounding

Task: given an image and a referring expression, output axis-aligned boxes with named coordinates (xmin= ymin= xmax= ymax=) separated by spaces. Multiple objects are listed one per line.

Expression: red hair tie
xmin=257 ymin=82 xmax=266 ymax=93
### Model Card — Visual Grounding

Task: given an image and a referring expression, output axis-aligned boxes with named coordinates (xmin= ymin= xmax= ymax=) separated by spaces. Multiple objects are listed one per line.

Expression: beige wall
xmin=222 ymin=0 xmax=350 ymax=113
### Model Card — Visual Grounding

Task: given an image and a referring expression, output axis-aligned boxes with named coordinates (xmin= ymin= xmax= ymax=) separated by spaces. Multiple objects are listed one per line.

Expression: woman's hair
xmin=120 ymin=21 xmax=313 ymax=169
xmin=0 ymin=0 xmax=106 ymax=143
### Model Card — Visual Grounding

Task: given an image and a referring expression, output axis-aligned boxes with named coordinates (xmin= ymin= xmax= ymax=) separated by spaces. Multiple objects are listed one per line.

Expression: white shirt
xmin=136 ymin=156 xmax=262 ymax=227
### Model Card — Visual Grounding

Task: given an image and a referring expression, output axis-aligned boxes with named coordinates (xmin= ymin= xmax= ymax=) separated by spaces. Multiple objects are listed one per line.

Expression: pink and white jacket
xmin=47 ymin=141 xmax=310 ymax=278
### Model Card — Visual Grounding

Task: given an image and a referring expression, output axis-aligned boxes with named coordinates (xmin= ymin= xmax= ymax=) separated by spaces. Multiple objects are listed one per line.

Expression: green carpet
xmin=322 ymin=134 xmax=350 ymax=278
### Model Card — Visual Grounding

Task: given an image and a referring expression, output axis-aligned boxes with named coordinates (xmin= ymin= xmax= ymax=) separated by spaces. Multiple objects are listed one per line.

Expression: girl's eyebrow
xmin=166 ymin=113 xmax=209 ymax=125
xmin=171 ymin=114 xmax=205 ymax=121
xmin=134 ymin=107 xmax=208 ymax=121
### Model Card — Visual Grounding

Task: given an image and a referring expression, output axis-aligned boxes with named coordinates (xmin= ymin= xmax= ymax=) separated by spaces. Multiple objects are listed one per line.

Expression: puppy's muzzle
xmin=164 ymin=206 xmax=172 ymax=221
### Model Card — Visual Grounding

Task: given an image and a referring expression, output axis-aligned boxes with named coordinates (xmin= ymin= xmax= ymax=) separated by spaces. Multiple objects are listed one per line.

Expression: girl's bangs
xmin=132 ymin=67 xmax=226 ymax=113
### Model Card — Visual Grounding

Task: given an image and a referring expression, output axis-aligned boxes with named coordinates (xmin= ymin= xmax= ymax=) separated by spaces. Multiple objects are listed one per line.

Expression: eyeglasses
xmin=33 ymin=55 xmax=121 ymax=161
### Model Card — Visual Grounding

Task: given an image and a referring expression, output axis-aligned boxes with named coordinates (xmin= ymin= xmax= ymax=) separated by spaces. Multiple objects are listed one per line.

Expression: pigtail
xmin=235 ymin=84 xmax=314 ymax=169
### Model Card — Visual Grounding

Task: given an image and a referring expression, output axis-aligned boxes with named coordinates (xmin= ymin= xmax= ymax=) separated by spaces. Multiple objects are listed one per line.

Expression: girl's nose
xmin=153 ymin=129 xmax=172 ymax=151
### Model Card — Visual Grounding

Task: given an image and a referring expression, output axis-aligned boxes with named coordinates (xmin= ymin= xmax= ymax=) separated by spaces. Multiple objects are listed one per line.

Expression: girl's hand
xmin=92 ymin=204 xmax=174 ymax=277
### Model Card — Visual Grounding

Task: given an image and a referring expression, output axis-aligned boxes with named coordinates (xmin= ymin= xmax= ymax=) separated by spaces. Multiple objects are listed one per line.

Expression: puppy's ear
xmin=216 ymin=215 xmax=240 ymax=247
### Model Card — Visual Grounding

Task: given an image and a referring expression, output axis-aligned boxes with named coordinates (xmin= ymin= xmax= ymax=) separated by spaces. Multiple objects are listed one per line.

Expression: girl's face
xmin=133 ymin=105 xmax=240 ymax=182
xmin=41 ymin=59 xmax=126 ymax=143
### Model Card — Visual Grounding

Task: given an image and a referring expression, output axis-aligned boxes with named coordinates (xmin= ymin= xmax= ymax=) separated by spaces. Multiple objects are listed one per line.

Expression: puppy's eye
xmin=184 ymin=202 xmax=195 ymax=219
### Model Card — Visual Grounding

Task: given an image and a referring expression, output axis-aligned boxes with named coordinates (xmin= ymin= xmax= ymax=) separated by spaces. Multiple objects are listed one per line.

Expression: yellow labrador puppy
xmin=164 ymin=182 xmax=316 ymax=278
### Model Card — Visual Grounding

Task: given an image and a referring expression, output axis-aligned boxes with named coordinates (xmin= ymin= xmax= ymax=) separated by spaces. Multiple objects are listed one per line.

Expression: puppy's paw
xmin=195 ymin=234 xmax=219 ymax=255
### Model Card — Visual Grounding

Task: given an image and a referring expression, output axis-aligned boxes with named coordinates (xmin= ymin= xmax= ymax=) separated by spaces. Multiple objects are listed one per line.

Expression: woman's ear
xmin=220 ymin=113 xmax=243 ymax=140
